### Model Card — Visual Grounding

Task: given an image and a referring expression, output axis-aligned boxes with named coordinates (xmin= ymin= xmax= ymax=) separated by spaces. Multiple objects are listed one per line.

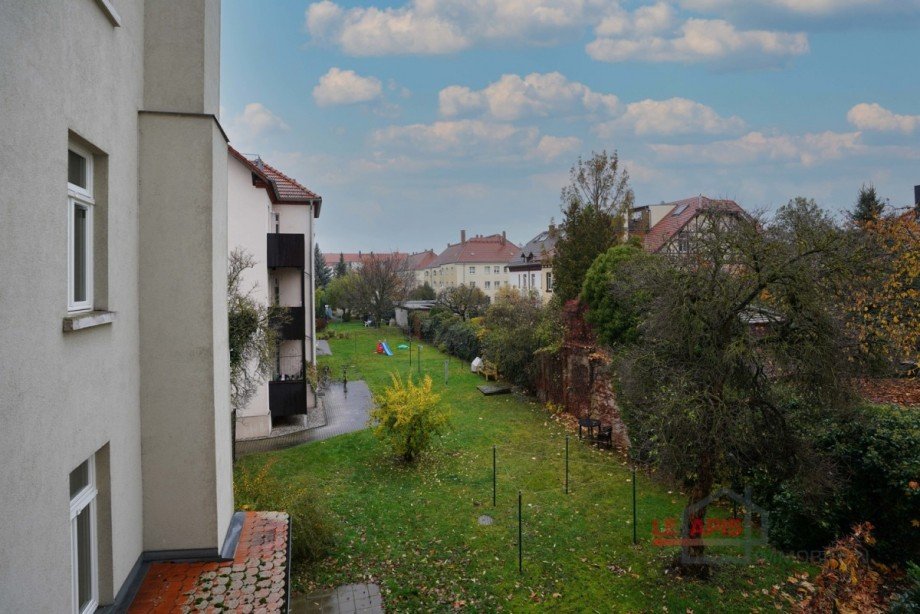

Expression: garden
xmin=236 ymin=322 xmax=815 ymax=612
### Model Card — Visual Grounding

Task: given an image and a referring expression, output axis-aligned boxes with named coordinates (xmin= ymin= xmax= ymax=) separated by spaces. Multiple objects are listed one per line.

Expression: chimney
xmin=501 ymin=230 xmax=506 ymax=245
xmin=914 ymin=185 xmax=920 ymax=206
xmin=460 ymin=229 xmax=466 ymax=244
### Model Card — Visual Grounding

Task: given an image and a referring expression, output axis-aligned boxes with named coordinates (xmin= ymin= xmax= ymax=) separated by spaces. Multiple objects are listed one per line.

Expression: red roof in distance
xmin=642 ymin=196 xmax=747 ymax=253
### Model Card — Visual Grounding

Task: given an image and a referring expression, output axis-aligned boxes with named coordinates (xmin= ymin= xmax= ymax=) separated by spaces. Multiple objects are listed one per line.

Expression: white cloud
xmin=227 ymin=103 xmax=289 ymax=147
xmin=534 ymin=135 xmax=582 ymax=161
xmin=847 ymin=103 xmax=920 ymax=134
xmin=306 ymin=0 xmax=613 ymax=56
xmin=596 ymin=1 xmax=675 ymax=36
xmin=650 ymin=130 xmax=864 ymax=167
xmin=587 ymin=18 xmax=808 ymax=65
xmin=313 ymin=68 xmax=384 ymax=106
xmin=596 ymin=97 xmax=745 ymax=136
xmin=680 ymin=0 xmax=918 ymax=17
xmin=439 ymin=72 xmax=619 ymax=120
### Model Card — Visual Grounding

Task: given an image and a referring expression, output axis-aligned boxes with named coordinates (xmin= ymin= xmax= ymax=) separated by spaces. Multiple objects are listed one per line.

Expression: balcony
xmin=270 ymin=306 xmax=305 ymax=341
xmin=267 ymin=233 xmax=304 ymax=268
xmin=268 ymin=380 xmax=307 ymax=418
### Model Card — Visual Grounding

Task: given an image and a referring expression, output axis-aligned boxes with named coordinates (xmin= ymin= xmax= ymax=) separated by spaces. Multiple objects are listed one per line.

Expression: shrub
xmin=481 ymin=288 xmax=545 ymax=389
xmin=890 ymin=562 xmax=920 ymax=613
xmin=581 ymin=244 xmax=650 ymax=347
xmin=758 ymin=403 xmax=920 ymax=563
xmin=234 ymin=460 xmax=335 ymax=564
xmin=370 ymin=373 xmax=450 ymax=463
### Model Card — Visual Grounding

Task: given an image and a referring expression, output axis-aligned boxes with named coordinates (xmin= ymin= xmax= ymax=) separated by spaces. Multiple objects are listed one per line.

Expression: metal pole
xmin=444 ymin=360 xmax=449 ymax=385
xmin=492 ymin=445 xmax=497 ymax=507
xmin=417 ymin=346 xmax=421 ymax=375
xmin=632 ymin=467 xmax=637 ymax=545
xmin=518 ymin=491 xmax=523 ymax=574
xmin=565 ymin=436 xmax=569 ymax=495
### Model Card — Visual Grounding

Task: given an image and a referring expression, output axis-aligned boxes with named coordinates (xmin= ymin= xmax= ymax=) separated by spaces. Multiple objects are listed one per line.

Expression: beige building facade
xmin=0 ymin=1 xmax=235 ymax=611
xmin=422 ymin=231 xmax=520 ymax=300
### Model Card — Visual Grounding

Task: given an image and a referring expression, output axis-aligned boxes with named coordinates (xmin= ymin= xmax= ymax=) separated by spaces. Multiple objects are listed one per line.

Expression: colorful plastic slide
xmin=381 ymin=341 xmax=393 ymax=356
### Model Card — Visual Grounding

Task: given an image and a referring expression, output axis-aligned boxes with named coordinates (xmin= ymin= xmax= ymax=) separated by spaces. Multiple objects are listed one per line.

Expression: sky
xmin=220 ymin=0 xmax=920 ymax=254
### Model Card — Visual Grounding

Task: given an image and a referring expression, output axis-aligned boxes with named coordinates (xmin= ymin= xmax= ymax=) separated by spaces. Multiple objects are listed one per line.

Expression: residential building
xmin=630 ymin=196 xmax=750 ymax=254
xmin=423 ymin=231 xmax=520 ymax=300
xmin=0 ymin=2 xmax=285 ymax=611
xmin=508 ymin=225 xmax=560 ymax=302
xmin=406 ymin=249 xmax=438 ymax=288
xmin=228 ymin=147 xmax=322 ymax=439
xmin=323 ymin=251 xmax=408 ymax=273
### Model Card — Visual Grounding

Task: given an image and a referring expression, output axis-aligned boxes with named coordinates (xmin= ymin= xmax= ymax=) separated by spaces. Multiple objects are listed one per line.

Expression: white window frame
xmin=469 ymin=266 xmax=475 ymax=274
xmin=68 ymin=143 xmax=94 ymax=313
xmin=493 ymin=266 xmax=500 ymax=274
xmin=484 ymin=281 xmax=491 ymax=289
xmin=70 ymin=457 xmax=98 ymax=614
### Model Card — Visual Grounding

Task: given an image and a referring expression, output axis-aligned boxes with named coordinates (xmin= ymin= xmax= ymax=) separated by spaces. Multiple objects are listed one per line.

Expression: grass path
xmin=238 ymin=322 xmax=810 ymax=612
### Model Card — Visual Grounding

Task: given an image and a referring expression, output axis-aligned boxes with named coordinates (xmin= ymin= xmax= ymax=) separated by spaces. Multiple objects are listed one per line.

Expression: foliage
xmin=334 ymin=252 xmax=348 ymax=278
xmin=370 ymin=373 xmax=450 ymax=463
xmin=347 ymin=253 xmax=414 ymax=326
xmin=436 ymin=284 xmax=490 ymax=320
xmin=846 ymin=209 xmax=920 ymax=368
xmin=408 ymin=282 xmax=437 ymax=301
xmin=234 ymin=459 xmax=335 ymax=564
xmin=480 ymin=287 xmax=546 ymax=389
xmin=228 ymin=248 xmax=283 ymax=413
xmin=796 ymin=523 xmax=887 ymax=613
xmin=616 ymin=198 xmax=866 ymax=566
xmin=890 ymin=562 xmax=920 ymax=613
xmin=413 ymin=309 xmax=482 ymax=362
xmin=552 ymin=150 xmax=633 ymax=303
xmin=314 ymin=244 xmax=332 ymax=288
xmin=757 ymin=402 xmax=920 ymax=563
xmin=324 ymin=273 xmax=355 ymax=320
xmin=581 ymin=244 xmax=650 ymax=347
xmin=851 ymin=183 xmax=886 ymax=225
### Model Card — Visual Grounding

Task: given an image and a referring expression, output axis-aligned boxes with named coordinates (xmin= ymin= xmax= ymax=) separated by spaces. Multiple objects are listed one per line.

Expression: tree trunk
xmin=681 ymin=452 xmax=715 ymax=578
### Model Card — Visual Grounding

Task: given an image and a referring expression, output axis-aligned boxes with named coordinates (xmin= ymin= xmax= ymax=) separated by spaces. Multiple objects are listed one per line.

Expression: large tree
xmin=436 ymin=284 xmax=490 ymax=320
xmin=334 ymin=252 xmax=348 ymax=278
xmin=408 ymin=282 xmax=437 ymax=301
xmin=347 ymin=253 xmax=414 ymax=326
xmin=613 ymin=198 xmax=865 ymax=572
xmin=314 ymin=244 xmax=332 ymax=288
xmin=552 ymin=150 xmax=633 ymax=303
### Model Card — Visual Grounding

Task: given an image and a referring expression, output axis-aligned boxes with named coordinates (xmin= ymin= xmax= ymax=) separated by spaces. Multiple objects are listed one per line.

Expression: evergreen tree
xmin=334 ymin=253 xmax=348 ymax=278
xmin=314 ymin=244 xmax=332 ymax=288
xmin=552 ymin=150 xmax=633 ymax=303
xmin=851 ymin=183 xmax=885 ymax=224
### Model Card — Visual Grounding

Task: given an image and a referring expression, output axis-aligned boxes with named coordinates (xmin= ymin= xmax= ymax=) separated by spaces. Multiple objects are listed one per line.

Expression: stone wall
xmin=537 ymin=301 xmax=630 ymax=449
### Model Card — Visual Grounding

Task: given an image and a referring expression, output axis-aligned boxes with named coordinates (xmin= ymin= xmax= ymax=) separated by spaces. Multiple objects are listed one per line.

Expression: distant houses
xmin=508 ymin=225 xmax=560 ymax=302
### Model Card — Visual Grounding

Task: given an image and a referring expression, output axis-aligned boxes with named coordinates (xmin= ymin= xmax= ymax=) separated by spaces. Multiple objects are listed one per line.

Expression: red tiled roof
xmin=229 ymin=146 xmax=323 ymax=217
xmin=431 ymin=234 xmax=520 ymax=266
xmin=323 ymin=252 xmax=408 ymax=264
xmin=643 ymin=196 xmax=747 ymax=253
xmin=405 ymin=250 xmax=437 ymax=270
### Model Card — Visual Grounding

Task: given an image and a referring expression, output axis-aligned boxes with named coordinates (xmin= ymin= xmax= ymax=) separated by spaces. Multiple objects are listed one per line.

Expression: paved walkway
xmin=236 ymin=381 xmax=373 ymax=456
xmin=129 ymin=512 xmax=289 ymax=613
xmin=291 ymin=584 xmax=383 ymax=613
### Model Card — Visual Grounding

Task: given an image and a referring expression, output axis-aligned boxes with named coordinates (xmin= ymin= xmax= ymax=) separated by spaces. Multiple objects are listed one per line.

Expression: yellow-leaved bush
xmin=370 ymin=373 xmax=450 ymax=463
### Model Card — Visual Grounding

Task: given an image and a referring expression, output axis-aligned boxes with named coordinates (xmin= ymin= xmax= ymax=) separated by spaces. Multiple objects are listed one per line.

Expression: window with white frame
xmin=68 ymin=144 xmax=94 ymax=312
xmin=493 ymin=266 xmax=500 ymax=274
xmin=546 ymin=272 xmax=553 ymax=292
xmin=484 ymin=281 xmax=491 ymax=289
xmin=70 ymin=457 xmax=98 ymax=614
xmin=469 ymin=266 xmax=475 ymax=274
xmin=469 ymin=281 xmax=475 ymax=287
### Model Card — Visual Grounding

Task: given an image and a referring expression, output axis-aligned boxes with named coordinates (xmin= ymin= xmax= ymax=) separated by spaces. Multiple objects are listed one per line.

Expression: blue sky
xmin=221 ymin=0 xmax=920 ymax=254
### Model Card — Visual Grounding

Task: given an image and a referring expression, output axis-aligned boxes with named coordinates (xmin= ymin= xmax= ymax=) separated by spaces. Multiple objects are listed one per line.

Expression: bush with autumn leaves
xmin=370 ymin=373 xmax=450 ymax=463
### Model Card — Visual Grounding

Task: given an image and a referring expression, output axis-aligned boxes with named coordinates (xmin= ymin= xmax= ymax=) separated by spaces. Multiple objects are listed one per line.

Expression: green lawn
xmin=238 ymin=322 xmax=811 ymax=612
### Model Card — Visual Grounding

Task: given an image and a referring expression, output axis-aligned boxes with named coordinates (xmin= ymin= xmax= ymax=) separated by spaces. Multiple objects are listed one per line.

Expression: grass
xmin=238 ymin=322 xmax=813 ymax=612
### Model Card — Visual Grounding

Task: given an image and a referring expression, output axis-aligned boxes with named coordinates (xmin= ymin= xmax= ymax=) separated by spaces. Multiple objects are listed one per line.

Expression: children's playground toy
xmin=377 ymin=341 xmax=394 ymax=356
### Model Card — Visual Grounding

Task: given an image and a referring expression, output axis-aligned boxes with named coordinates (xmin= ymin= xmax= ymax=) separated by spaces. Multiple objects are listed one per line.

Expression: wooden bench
xmin=479 ymin=360 xmax=499 ymax=382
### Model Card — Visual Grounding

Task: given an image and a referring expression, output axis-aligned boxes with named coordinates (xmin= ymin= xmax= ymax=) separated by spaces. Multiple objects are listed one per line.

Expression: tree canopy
xmin=314 ymin=244 xmax=332 ymax=288
xmin=436 ymin=284 xmax=490 ymax=320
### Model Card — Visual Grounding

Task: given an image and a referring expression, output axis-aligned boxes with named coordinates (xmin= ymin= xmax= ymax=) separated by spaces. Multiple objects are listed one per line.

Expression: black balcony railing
xmin=268 ymin=380 xmax=306 ymax=418
xmin=270 ymin=306 xmax=305 ymax=341
xmin=267 ymin=233 xmax=305 ymax=268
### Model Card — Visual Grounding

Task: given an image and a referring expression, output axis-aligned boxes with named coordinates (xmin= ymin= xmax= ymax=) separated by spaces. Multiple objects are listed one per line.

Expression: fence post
xmin=492 ymin=445 xmax=497 ymax=507
xmin=417 ymin=346 xmax=421 ymax=375
xmin=565 ymin=436 xmax=569 ymax=495
xmin=444 ymin=360 xmax=449 ymax=385
xmin=632 ymin=467 xmax=637 ymax=545
xmin=518 ymin=491 xmax=523 ymax=574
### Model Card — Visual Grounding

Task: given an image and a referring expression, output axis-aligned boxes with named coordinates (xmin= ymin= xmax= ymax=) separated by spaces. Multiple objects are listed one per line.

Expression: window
xmin=68 ymin=144 xmax=94 ymax=312
xmin=503 ymin=266 xmax=509 ymax=273
xmin=70 ymin=457 xmax=98 ymax=614
xmin=469 ymin=281 xmax=475 ymax=288
xmin=531 ymin=273 xmax=536 ymax=288
xmin=484 ymin=281 xmax=491 ymax=289
xmin=493 ymin=266 xmax=500 ymax=274
xmin=469 ymin=266 xmax=476 ymax=274
xmin=677 ymin=234 xmax=690 ymax=253
xmin=546 ymin=272 xmax=553 ymax=292
xmin=672 ymin=203 xmax=689 ymax=216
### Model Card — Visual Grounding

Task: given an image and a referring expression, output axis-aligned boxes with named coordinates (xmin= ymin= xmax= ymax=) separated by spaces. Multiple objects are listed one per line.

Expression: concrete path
xmin=292 ymin=583 xmax=383 ymax=613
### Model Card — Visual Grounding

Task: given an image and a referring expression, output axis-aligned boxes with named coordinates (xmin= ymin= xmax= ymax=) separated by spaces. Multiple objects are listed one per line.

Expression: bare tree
xmin=347 ymin=253 xmax=414 ymax=326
